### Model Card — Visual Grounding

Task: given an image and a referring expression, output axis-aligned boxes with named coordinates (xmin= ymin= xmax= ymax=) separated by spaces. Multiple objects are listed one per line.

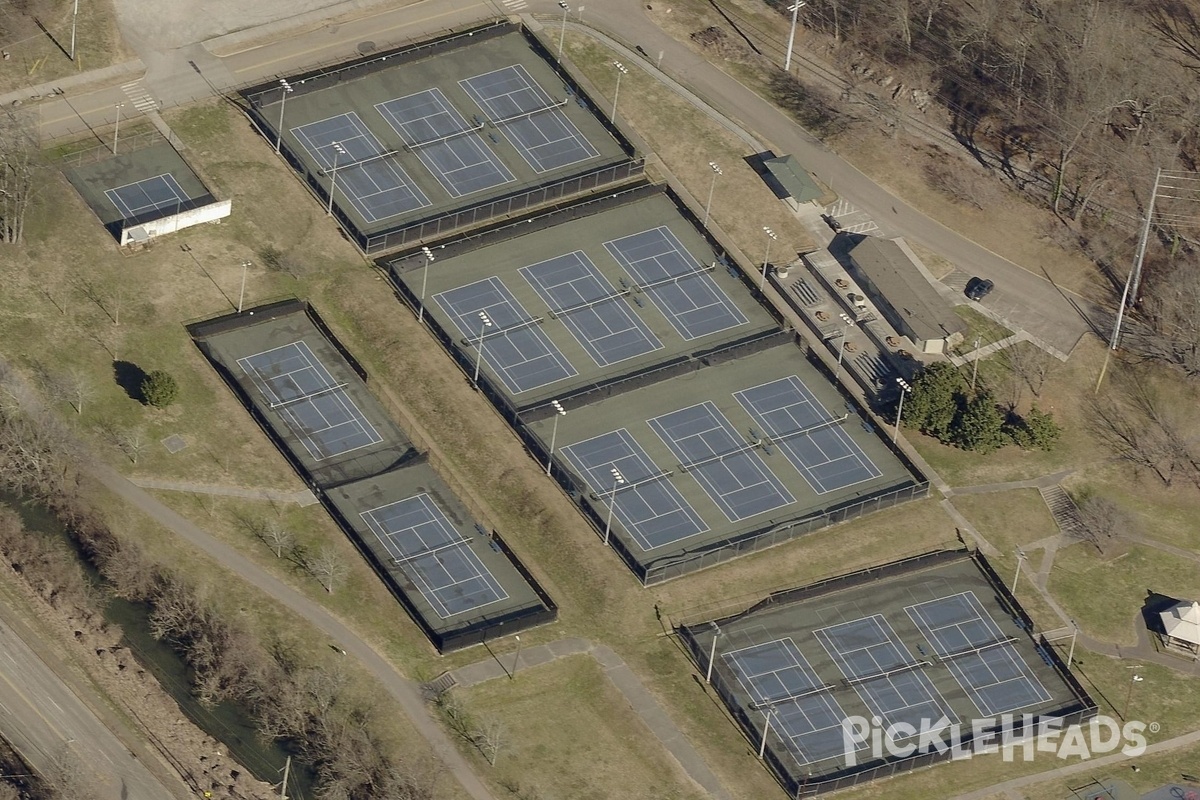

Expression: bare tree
xmin=1127 ymin=258 xmax=1200 ymax=378
xmin=1073 ymin=495 xmax=1136 ymax=553
xmin=1088 ymin=370 xmax=1200 ymax=486
xmin=117 ymin=426 xmax=146 ymax=464
xmin=65 ymin=368 xmax=94 ymax=415
xmin=475 ymin=716 xmax=504 ymax=766
xmin=0 ymin=110 xmax=40 ymax=245
xmin=263 ymin=519 xmax=295 ymax=559
xmin=309 ymin=546 xmax=347 ymax=593
xmin=1000 ymin=342 xmax=1057 ymax=403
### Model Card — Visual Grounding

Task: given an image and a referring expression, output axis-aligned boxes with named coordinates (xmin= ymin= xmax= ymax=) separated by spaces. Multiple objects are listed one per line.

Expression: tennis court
xmin=734 ymin=376 xmax=883 ymax=494
xmin=460 ymin=64 xmax=600 ymax=172
xmin=558 ymin=429 xmax=708 ymax=550
xmin=815 ymin=615 xmax=958 ymax=736
xmin=376 ymin=88 xmax=515 ymax=198
xmin=527 ymin=339 xmax=917 ymax=578
xmin=648 ymin=401 xmax=796 ymax=522
xmin=906 ymin=592 xmax=1053 ymax=716
xmin=724 ymin=639 xmax=858 ymax=765
xmin=244 ymin=24 xmax=633 ymax=245
xmin=191 ymin=302 xmax=555 ymax=652
xmin=679 ymin=550 xmax=1093 ymax=795
xmin=387 ymin=189 xmax=780 ymax=408
xmin=360 ymin=493 xmax=508 ymax=618
xmin=63 ymin=139 xmax=214 ymax=234
xmin=292 ymin=113 xmax=431 ymax=223
xmin=520 ymin=251 xmax=663 ymax=367
xmin=603 ymin=226 xmax=749 ymax=340
xmin=104 ymin=173 xmax=189 ymax=219
xmin=237 ymin=341 xmax=383 ymax=461
xmin=433 ymin=277 xmax=578 ymax=394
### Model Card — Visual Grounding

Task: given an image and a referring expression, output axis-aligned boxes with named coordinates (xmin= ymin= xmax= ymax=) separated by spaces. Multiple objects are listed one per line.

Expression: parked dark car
xmin=965 ymin=277 xmax=995 ymax=301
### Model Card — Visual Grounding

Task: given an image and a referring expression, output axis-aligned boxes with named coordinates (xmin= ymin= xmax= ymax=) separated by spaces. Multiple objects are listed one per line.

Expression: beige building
xmin=845 ymin=236 xmax=967 ymax=355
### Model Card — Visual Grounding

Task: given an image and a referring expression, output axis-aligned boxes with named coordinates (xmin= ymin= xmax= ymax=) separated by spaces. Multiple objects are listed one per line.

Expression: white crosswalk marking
xmin=121 ymin=80 xmax=158 ymax=114
xmin=501 ymin=0 xmax=528 ymax=10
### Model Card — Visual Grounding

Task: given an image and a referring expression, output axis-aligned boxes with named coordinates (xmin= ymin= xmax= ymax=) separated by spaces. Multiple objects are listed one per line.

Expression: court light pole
xmin=759 ymin=706 xmax=777 ymax=758
xmin=1011 ymin=548 xmax=1027 ymax=593
xmin=557 ymin=1 xmax=569 ymax=62
xmin=112 ymin=103 xmax=124 ymax=155
xmin=511 ymin=635 xmax=522 ymax=679
xmin=1123 ymin=671 xmax=1144 ymax=720
xmin=760 ymin=226 xmax=778 ymax=291
xmin=705 ymin=622 xmax=720 ymax=683
xmin=969 ymin=336 xmax=982 ymax=393
xmin=275 ymin=78 xmax=294 ymax=154
xmin=602 ymin=467 xmax=625 ymax=546
xmin=237 ymin=260 xmax=252 ymax=313
xmin=1066 ymin=619 xmax=1078 ymax=668
xmin=784 ymin=2 xmax=806 ymax=72
xmin=545 ymin=399 xmax=566 ymax=475
xmin=69 ymin=0 xmax=79 ymax=63
xmin=703 ymin=161 xmax=722 ymax=228
xmin=418 ymin=245 xmax=435 ymax=323
xmin=834 ymin=312 xmax=854 ymax=380
xmin=893 ymin=377 xmax=911 ymax=443
xmin=326 ymin=141 xmax=347 ymax=216
xmin=610 ymin=61 xmax=629 ymax=124
xmin=473 ymin=311 xmax=493 ymax=386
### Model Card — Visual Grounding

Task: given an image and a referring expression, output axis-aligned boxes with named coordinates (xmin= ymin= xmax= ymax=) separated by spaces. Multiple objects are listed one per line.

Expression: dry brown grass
xmin=454 ymin=655 xmax=710 ymax=800
xmin=0 ymin=0 xmax=129 ymax=94
xmin=561 ymin=32 xmax=816 ymax=268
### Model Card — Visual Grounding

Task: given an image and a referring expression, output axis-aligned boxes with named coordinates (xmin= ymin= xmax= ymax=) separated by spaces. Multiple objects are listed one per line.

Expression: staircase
xmin=421 ymin=671 xmax=458 ymax=698
xmin=853 ymin=352 xmax=891 ymax=387
xmin=1039 ymin=485 xmax=1085 ymax=537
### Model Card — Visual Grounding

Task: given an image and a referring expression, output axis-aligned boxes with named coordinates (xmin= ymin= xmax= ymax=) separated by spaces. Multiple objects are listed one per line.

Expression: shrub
xmin=951 ymin=391 xmax=1006 ymax=453
xmin=141 ymin=370 xmax=179 ymax=408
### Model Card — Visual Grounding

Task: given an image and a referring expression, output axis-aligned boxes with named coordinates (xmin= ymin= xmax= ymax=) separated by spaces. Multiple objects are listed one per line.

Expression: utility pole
xmin=784 ymin=2 xmax=806 ymax=72
xmin=278 ymin=755 xmax=290 ymax=800
xmin=69 ymin=0 xmax=79 ymax=63
xmin=1097 ymin=168 xmax=1161 ymax=392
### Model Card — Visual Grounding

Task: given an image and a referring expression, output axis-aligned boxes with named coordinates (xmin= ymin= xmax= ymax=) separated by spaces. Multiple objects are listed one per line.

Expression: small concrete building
xmin=1160 ymin=600 xmax=1200 ymax=655
xmin=845 ymin=236 xmax=966 ymax=354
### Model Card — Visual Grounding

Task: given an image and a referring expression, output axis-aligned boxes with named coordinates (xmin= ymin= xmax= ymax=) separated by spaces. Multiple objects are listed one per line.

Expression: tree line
xmin=0 ymin=356 xmax=442 ymax=800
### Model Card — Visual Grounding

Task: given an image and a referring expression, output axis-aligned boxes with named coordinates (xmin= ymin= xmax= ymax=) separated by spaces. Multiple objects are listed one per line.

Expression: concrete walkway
xmin=130 ymin=476 xmax=318 ymax=506
xmin=446 ymin=638 xmax=735 ymax=800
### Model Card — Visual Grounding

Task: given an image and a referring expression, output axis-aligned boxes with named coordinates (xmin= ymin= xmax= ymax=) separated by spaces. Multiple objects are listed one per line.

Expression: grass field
xmin=951 ymin=305 xmax=1014 ymax=352
xmin=452 ymin=655 xmax=709 ymax=800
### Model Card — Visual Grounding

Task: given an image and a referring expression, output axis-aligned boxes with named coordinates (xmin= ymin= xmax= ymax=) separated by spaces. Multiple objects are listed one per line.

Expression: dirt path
xmin=90 ymin=464 xmax=497 ymax=800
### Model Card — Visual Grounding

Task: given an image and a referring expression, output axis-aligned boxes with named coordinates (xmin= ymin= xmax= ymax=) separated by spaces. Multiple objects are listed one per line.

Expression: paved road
xmin=91 ymin=464 xmax=497 ymax=800
xmin=0 ymin=596 xmax=182 ymax=800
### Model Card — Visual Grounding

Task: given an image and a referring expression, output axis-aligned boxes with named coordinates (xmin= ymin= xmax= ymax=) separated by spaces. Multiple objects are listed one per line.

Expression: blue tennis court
xmin=433 ymin=277 xmax=577 ymax=394
xmin=648 ymin=402 xmax=794 ymax=522
xmin=104 ymin=173 xmax=188 ymax=219
xmin=724 ymin=638 xmax=859 ymax=765
xmin=375 ymin=89 xmax=515 ymax=198
xmin=360 ymin=493 xmax=508 ymax=619
xmin=558 ymin=429 xmax=708 ymax=550
xmin=734 ymin=376 xmax=882 ymax=494
xmin=460 ymin=64 xmax=599 ymax=172
xmin=603 ymin=227 xmax=748 ymax=340
xmin=815 ymin=616 xmax=957 ymax=738
xmin=237 ymin=341 xmax=383 ymax=461
xmin=291 ymin=113 xmax=430 ymax=222
xmin=906 ymin=593 xmax=1052 ymax=716
xmin=520 ymin=251 xmax=663 ymax=367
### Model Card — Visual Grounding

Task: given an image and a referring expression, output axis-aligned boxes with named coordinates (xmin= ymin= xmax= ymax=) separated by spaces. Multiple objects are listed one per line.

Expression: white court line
xmin=104 ymin=173 xmax=187 ymax=218
xmin=520 ymin=251 xmax=662 ymax=368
